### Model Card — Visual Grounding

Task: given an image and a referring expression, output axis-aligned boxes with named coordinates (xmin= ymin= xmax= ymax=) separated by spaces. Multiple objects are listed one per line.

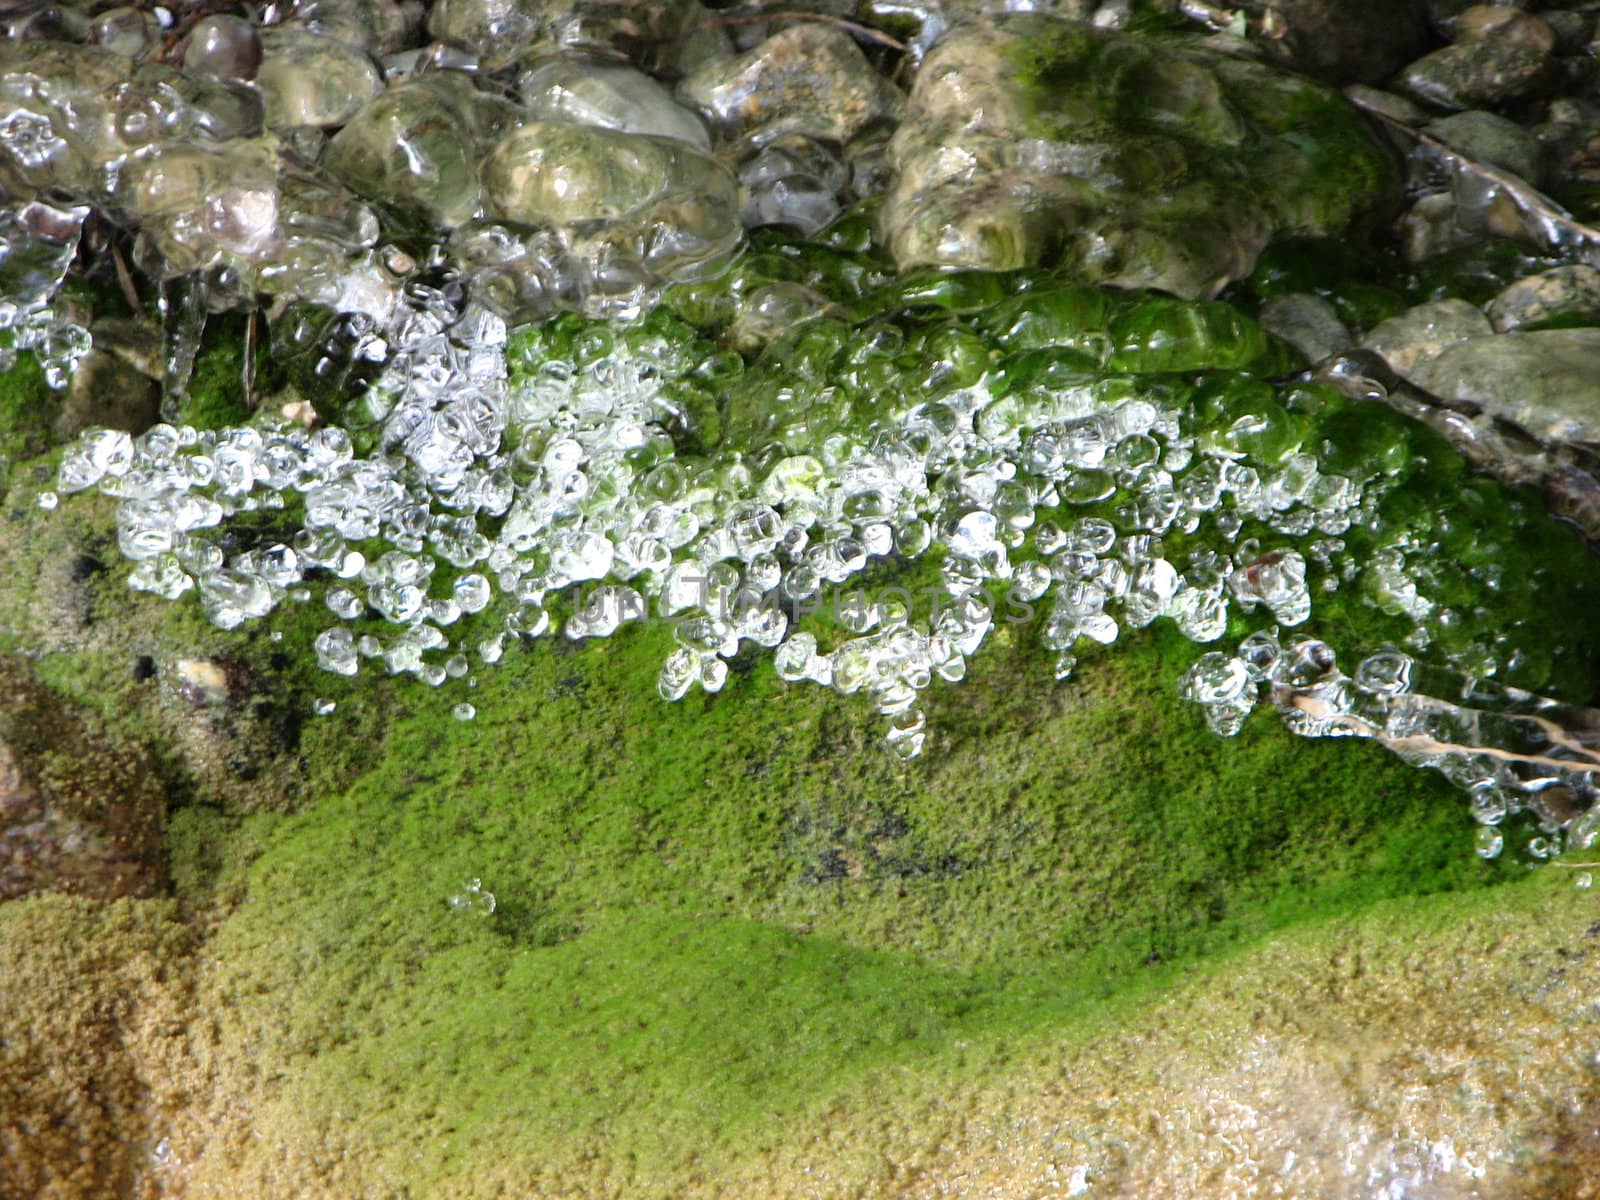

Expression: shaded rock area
xmin=0 ymin=656 xmax=166 ymax=902
xmin=1235 ymin=0 xmax=1432 ymax=85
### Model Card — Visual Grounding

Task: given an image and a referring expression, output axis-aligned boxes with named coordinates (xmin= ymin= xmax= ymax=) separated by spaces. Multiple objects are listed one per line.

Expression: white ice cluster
xmin=57 ymin=278 xmax=1372 ymax=763
xmin=0 ymin=199 xmax=92 ymax=388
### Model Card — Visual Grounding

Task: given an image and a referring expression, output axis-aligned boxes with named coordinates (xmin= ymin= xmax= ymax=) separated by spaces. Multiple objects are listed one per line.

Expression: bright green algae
xmin=164 ymin=615 xmax=1509 ymax=1193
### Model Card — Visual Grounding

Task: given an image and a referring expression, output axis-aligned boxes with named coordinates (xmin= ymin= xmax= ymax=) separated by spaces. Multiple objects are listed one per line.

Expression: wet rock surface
xmin=1406 ymin=327 xmax=1600 ymax=443
xmin=880 ymin=16 xmax=1399 ymax=295
xmin=1361 ymin=297 xmax=1494 ymax=375
xmin=1396 ymin=37 xmax=1558 ymax=110
xmin=1488 ymin=262 xmax=1600 ymax=329
xmin=680 ymin=24 xmax=902 ymax=146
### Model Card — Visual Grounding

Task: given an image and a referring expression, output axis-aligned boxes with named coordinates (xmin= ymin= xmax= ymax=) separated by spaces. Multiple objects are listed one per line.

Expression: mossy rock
xmin=881 ymin=16 xmax=1402 ymax=297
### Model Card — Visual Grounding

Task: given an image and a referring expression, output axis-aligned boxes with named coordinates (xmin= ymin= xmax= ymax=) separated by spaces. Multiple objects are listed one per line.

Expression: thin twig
xmin=243 ymin=308 xmax=256 ymax=412
xmin=111 ymin=239 xmax=142 ymax=314
xmin=687 ymin=11 xmax=906 ymax=53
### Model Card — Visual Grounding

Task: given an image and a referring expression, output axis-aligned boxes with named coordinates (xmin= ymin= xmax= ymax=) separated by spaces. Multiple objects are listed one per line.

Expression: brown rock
xmin=1237 ymin=0 xmax=1432 ymax=85
xmin=0 ymin=895 xmax=196 ymax=1200
xmin=0 ymin=657 xmax=166 ymax=901
xmin=1450 ymin=3 xmax=1556 ymax=51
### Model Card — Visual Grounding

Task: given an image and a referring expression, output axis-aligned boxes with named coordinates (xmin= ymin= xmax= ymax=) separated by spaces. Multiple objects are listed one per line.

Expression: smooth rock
xmin=881 ymin=16 xmax=1400 ymax=296
xmin=1448 ymin=3 xmax=1556 ymax=50
xmin=518 ymin=52 xmax=710 ymax=150
xmin=472 ymin=120 xmax=742 ymax=315
xmin=1360 ymin=298 xmax=1492 ymax=375
xmin=1394 ymin=38 xmax=1556 ymax=111
xmin=256 ymin=30 xmax=383 ymax=129
xmin=1406 ymin=327 xmax=1600 ymax=442
xmin=483 ymin=121 xmax=684 ymax=226
xmin=1257 ymin=292 xmax=1352 ymax=364
xmin=1488 ymin=263 xmax=1600 ymax=330
xmin=89 ymin=5 xmax=159 ymax=57
xmin=183 ymin=14 xmax=262 ymax=80
xmin=1342 ymin=84 xmax=1429 ymax=126
xmin=680 ymin=25 xmax=902 ymax=146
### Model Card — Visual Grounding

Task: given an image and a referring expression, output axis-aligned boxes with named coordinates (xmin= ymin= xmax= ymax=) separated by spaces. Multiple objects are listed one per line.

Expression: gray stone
xmin=1342 ymin=84 xmax=1429 ymax=126
xmin=1406 ymin=328 xmax=1600 ymax=443
xmin=1424 ymin=109 xmax=1545 ymax=185
xmin=1360 ymin=298 xmax=1492 ymax=375
xmin=1488 ymin=264 xmax=1600 ymax=330
xmin=518 ymin=52 xmax=710 ymax=150
xmin=1394 ymin=38 xmax=1557 ymax=111
xmin=1257 ymin=292 xmax=1352 ymax=364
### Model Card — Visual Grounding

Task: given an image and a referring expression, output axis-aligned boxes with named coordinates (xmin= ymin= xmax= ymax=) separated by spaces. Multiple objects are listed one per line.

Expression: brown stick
xmin=111 ymin=240 xmax=142 ymax=314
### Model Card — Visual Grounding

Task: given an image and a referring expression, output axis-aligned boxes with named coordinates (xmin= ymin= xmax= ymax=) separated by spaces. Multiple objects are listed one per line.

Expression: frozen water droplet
xmin=448 ymin=878 xmax=495 ymax=914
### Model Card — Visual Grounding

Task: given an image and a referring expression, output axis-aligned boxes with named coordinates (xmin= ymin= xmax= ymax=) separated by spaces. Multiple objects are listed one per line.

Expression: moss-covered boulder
xmin=881 ymin=16 xmax=1402 ymax=296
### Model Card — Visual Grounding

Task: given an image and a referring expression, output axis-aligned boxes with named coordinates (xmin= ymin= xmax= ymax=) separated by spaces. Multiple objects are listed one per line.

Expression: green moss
xmin=0 ymin=352 xmax=59 ymax=496
xmin=176 ymin=606 xmax=1512 ymax=1193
